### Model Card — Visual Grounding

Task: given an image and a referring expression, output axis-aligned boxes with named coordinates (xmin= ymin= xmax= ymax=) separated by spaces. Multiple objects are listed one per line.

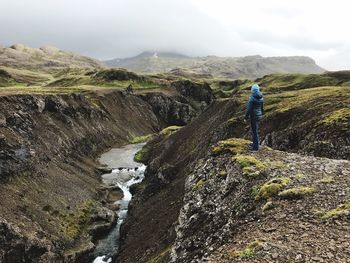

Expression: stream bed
xmin=92 ymin=143 xmax=146 ymax=263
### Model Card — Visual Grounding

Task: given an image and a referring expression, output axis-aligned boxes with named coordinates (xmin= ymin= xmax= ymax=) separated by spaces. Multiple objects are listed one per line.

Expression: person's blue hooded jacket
xmin=245 ymin=84 xmax=264 ymax=120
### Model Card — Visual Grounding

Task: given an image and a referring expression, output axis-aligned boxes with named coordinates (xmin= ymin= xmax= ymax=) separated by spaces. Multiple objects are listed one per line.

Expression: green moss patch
xmin=60 ymin=200 xmax=97 ymax=241
xmin=230 ymin=240 xmax=263 ymax=259
xmin=218 ymin=170 xmax=227 ymax=178
xmin=256 ymin=177 xmax=290 ymax=200
xmin=212 ymin=138 xmax=250 ymax=156
xmin=268 ymin=161 xmax=287 ymax=169
xmin=160 ymin=126 xmax=182 ymax=136
xmin=321 ymin=108 xmax=350 ymax=125
xmin=192 ymin=179 xmax=206 ymax=190
xmin=134 ymin=147 xmax=150 ymax=163
xmin=129 ymin=134 xmax=154 ymax=144
xmin=321 ymin=201 xmax=350 ymax=220
xmin=317 ymin=175 xmax=335 ymax=184
xmin=233 ymin=155 xmax=266 ymax=176
xmin=262 ymin=201 xmax=276 ymax=211
xmin=278 ymin=187 xmax=316 ymax=200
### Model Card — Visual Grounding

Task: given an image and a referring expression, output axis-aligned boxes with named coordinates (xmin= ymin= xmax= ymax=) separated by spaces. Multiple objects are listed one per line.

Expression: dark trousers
xmin=250 ymin=117 xmax=260 ymax=150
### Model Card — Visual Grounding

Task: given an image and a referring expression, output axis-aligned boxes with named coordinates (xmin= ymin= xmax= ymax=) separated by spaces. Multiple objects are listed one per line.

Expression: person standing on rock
xmin=245 ymin=84 xmax=264 ymax=151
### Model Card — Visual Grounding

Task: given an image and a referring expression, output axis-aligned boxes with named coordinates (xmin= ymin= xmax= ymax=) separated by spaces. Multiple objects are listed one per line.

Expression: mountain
xmin=0 ymin=44 xmax=104 ymax=71
xmin=104 ymin=52 xmax=325 ymax=79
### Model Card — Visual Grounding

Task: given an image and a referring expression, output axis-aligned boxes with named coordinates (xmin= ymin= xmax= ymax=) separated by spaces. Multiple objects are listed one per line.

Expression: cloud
xmin=0 ymin=0 xmax=349 ymax=70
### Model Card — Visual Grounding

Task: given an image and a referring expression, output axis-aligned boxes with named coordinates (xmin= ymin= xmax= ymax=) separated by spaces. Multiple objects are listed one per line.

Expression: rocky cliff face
xmin=0 ymin=79 xmax=215 ymax=262
xmin=172 ymin=139 xmax=350 ymax=262
xmin=0 ymin=90 xmax=163 ymax=262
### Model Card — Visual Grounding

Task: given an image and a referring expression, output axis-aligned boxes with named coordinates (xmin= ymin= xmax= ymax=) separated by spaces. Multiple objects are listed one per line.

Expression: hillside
xmin=104 ymin=52 xmax=325 ymax=79
xmin=0 ymin=44 xmax=103 ymax=72
xmin=117 ymin=75 xmax=350 ymax=262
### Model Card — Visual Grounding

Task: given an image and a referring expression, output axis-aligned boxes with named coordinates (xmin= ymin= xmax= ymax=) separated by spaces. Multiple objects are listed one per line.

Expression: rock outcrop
xmin=139 ymin=93 xmax=197 ymax=126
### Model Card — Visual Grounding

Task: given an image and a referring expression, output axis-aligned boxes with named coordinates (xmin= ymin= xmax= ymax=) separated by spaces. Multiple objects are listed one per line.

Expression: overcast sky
xmin=0 ymin=0 xmax=349 ymax=70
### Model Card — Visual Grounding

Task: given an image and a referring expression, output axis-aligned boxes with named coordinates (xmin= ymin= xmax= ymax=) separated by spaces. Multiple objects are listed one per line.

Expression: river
xmin=92 ymin=143 xmax=146 ymax=263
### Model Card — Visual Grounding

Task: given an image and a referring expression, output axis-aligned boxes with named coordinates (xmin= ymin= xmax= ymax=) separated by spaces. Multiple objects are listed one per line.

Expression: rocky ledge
xmin=172 ymin=138 xmax=350 ymax=262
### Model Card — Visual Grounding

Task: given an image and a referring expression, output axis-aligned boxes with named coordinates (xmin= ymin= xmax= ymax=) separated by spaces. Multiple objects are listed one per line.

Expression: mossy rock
xmin=212 ymin=138 xmax=250 ymax=156
xmin=256 ymin=177 xmax=290 ymax=199
xmin=278 ymin=187 xmax=315 ymax=200
xmin=134 ymin=147 xmax=150 ymax=163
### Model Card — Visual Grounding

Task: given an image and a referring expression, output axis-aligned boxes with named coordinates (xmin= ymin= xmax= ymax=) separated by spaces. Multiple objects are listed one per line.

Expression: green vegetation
xmin=226 ymin=117 xmax=239 ymax=125
xmin=212 ymin=138 xmax=250 ymax=156
xmin=317 ymin=175 xmax=334 ymax=184
xmin=218 ymin=170 xmax=227 ymax=178
xmin=0 ymin=68 xmax=18 ymax=87
xmin=256 ymin=73 xmax=342 ymax=93
xmin=0 ymin=86 xmax=89 ymax=95
xmin=269 ymin=161 xmax=287 ymax=169
xmin=129 ymin=134 xmax=154 ymax=144
xmin=233 ymin=154 xmax=266 ymax=176
xmin=60 ymin=200 xmax=97 ymax=241
xmin=320 ymin=201 xmax=350 ymax=220
xmin=160 ymin=125 xmax=182 ymax=136
xmin=192 ymin=179 xmax=206 ymax=190
xmin=294 ymin=173 xmax=306 ymax=180
xmin=256 ymin=177 xmax=290 ymax=199
xmin=134 ymin=147 xmax=150 ymax=163
xmin=278 ymin=187 xmax=316 ymax=200
xmin=262 ymin=201 xmax=275 ymax=211
xmin=230 ymin=240 xmax=263 ymax=259
xmin=321 ymin=108 xmax=350 ymax=125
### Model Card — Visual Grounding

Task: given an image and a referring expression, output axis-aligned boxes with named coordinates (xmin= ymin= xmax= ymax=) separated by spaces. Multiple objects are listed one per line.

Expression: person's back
xmin=245 ymin=84 xmax=264 ymax=150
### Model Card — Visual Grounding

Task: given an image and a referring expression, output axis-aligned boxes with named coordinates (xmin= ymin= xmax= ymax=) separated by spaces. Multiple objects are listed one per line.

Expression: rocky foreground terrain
xmin=104 ymin=51 xmax=325 ymax=79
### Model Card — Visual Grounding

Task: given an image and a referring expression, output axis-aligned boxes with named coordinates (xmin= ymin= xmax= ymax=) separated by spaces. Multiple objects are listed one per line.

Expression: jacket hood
xmin=251 ymin=84 xmax=263 ymax=99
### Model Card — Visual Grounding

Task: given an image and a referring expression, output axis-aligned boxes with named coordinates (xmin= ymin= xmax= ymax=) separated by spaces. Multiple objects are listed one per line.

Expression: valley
xmin=0 ymin=44 xmax=349 ymax=263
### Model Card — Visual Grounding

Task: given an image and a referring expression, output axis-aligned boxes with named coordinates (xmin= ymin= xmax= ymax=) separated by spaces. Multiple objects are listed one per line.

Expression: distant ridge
xmin=104 ymin=51 xmax=325 ymax=79
xmin=0 ymin=43 xmax=103 ymax=71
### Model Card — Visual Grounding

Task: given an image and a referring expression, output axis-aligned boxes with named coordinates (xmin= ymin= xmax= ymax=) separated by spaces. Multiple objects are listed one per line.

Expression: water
xmin=92 ymin=143 xmax=146 ymax=263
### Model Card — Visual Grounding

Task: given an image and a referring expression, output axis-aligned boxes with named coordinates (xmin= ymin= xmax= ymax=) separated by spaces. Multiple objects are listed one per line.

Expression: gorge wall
xmin=0 ymin=90 xmax=179 ymax=262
